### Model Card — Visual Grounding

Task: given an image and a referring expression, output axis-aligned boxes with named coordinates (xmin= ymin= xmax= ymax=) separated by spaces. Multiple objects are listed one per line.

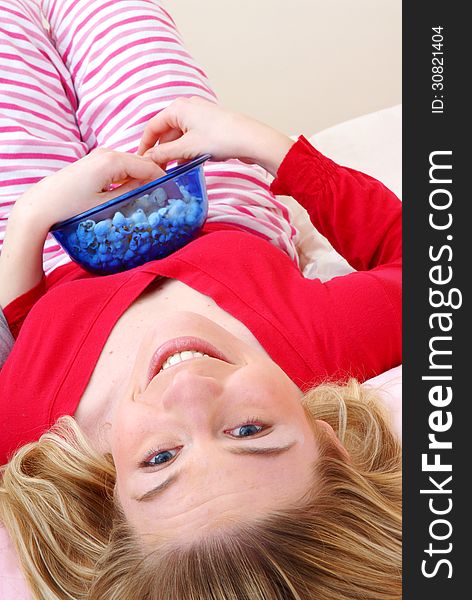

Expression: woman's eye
xmin=227 ymin=423 xmax=264 ymax=438
xmin=144 ymin=448 xmax=179 ymax=467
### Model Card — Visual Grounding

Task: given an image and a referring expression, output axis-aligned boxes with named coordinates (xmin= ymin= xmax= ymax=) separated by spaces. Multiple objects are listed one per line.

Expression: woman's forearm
xmin=248 ymin=124 xmax=295 ymax=177
xmin=0 ymin=204 xmax=48 ymax=310
xmin=0 ymin=150 xmax=165 ymax=311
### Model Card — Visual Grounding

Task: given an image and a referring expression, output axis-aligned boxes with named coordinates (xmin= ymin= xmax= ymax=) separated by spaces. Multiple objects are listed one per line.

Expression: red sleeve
xmin=271 ymin=135 xmax=402 ymax=382
xmin=2 ymin=275 xmax=47 ymax=339
xmin=270 ymin=135 xmax=402 ymax=270
xmin=3 ymin=261 xmax=91 ymax=339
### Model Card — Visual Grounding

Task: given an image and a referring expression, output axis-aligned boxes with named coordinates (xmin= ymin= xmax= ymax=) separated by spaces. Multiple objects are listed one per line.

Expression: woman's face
xmin=110 ymin=312 xmax=322 ymax=544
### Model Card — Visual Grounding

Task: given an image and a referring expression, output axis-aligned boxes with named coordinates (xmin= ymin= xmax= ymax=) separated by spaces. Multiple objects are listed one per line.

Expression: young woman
xmin=0 ymin=1 xmax=402 ymax=599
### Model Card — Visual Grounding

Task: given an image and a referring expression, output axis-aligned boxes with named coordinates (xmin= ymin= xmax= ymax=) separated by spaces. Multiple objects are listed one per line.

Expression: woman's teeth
xmin=160 ymin=350 xmax=210 ymax=372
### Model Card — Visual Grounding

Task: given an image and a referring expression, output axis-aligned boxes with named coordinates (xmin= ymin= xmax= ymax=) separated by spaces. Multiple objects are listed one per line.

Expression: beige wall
xmin=163 ymin=0 xmax=401 ymax=135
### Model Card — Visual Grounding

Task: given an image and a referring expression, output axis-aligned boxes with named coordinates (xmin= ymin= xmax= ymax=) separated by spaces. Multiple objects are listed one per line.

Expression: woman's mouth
xmin=146 ymin=336 xmax=231 ymax=383
xmin=160 ymin=350 xmax=209 ymax=371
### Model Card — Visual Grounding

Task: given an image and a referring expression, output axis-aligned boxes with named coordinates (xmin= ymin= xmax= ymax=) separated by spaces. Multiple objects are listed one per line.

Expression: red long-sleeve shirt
xmin=0 ymin=136 xmax=402 ymax=465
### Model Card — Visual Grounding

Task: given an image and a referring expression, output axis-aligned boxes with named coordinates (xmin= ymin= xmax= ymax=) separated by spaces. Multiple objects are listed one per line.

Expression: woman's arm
xmin=270 ymin=135 xmax=402 ymax=271
xmin=138 ymin=97 xmax=295 ymax=177
xmin=271 ymin=136 xmax=401 ymax=380
xmin=0 ymin=150 xmax=165 ymax=310
xmin=140 ymin=97 xmax=401 ymax=271
xmin=0 ymin=203 xmax=49 ymax=310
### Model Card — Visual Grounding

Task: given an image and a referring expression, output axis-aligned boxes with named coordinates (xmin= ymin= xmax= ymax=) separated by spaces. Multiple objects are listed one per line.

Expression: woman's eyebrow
xmin=135 ymin=443 xmax=296 ymax=502
xmin=227 ymin=441 xmax=296 ymax=455
xmin=136 ymin=472 xmax=180 ymax=502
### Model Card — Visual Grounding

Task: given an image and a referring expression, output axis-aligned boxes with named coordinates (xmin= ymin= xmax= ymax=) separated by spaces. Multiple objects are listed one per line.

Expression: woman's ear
xmin=314 ymin=419 xmax=351 ymax=462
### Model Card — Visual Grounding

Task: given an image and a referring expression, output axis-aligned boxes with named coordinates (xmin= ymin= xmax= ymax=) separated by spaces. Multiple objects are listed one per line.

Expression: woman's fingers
xmin=145 ymin=140 xmax=185 ymax=167
xmin=149 ymin=129 xmax=185 ymax=169
xmin=116 ymin=153 xmax=166 ymax=182
xmin=104 ymin=152 xmax=165 ymax=182
xmin=15 ymin=150 xmax=168 ymax=232
xmin=89 ymin=151 xmax=166 ymax=194
xmin=137 ymin=97 xmax=212 ymax=155
xmin=145 ymin=135 xmax=202 ymax=168
xmin=137 ymin=106 xmax=181 ymax=155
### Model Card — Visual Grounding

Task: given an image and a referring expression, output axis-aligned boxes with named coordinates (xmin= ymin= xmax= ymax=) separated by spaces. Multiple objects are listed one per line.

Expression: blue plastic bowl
xmin=50 ymin=154 xmax=211 ymax=275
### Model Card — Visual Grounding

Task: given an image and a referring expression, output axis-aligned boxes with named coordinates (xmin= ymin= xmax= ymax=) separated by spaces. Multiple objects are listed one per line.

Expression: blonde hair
xmin=0 ymin=380 xmax=401 ymax=600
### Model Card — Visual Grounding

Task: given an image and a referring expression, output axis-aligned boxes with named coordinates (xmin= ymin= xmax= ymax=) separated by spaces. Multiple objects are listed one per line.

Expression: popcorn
xmin=61 ymin=183 xmax=205 ymax=274
xmin=149 ymin=187 xmax=167 ymax=206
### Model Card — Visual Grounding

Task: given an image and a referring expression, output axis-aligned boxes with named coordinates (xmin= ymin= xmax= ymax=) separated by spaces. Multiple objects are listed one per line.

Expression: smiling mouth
xmin=146 ymin=336 xmax=231 ymax=383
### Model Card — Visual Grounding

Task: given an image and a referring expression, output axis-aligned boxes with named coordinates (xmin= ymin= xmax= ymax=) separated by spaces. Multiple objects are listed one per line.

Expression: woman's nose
xmin=160 ymin=368 xmax=225 ymax=417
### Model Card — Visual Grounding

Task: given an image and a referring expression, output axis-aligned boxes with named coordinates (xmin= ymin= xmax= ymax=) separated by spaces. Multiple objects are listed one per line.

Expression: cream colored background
xmin=163 ymin=0 xmax=401 ymax=135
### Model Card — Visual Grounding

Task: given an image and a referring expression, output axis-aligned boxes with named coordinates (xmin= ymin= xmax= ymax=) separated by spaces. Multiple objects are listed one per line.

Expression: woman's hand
xmin=138 ymin=97 xmax=294 ymax=177
xmin=0 ymin=150 xmax=165 ymax=310
xmin=15 ymin=148 xmax=166 ymax=235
